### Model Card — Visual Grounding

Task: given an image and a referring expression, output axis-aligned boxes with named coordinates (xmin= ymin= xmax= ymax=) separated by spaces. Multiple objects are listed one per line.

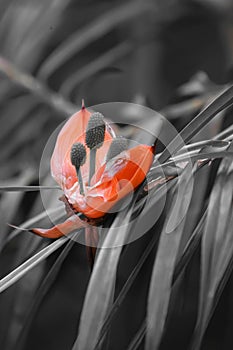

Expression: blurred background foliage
xmin=0 ymin=0 xmax=233 ymax=349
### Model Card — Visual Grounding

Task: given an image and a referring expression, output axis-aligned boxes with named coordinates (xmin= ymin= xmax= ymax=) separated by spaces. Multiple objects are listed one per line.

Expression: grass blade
xmin=145 ymin=165 xmax=194 ymax=350
xmin=0 ymin=235 xmax=69 ymax=293
xmin=151 ymin=147 xmax=233 ymax=175
xmin=0 ymin=56 xmax=77 ymax=117
xmin=72 ymin=206 xmax=135 ymax=350
xmin=190 ymin=143 xmax=233 ymax=349
xmin=0 ymin=185 xmax=60 ymax=192
xmin=94 ymin=223 xmax=161 ymax=349
xmin=16 ymin=235 xmax=77 ymax=350
xmin=127 ymin=320 xmax=146 ymax=350
xmin=60 ymin=42 xmax=132 ymax=97
xmin=38 ymin=1 xmax=154 ymax=81
xmin=158 ymin=84 xmax=233 ymax=164
xmin=118 ymin=209 xmax=207 ymax=350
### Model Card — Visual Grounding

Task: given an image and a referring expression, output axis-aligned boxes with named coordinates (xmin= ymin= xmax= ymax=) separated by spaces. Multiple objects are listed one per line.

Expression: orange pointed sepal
xmin=9 ymin=215 xmax=89 ymax=239
xmin=72 ymin=144 xmax=154 ymax=218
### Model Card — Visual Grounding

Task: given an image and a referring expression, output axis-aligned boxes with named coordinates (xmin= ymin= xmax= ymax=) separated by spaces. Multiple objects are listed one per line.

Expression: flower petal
xmin=73 ymin=144 xmax=154 ymax=218
xmin=32 ymin=215 xmax=87 ymax=238
xmin=51 ymin=106 xmax=115 ymax=191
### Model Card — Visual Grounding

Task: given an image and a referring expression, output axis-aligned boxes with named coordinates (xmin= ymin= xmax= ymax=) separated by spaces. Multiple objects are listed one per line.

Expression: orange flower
xmin=32 ymin=105 xmax=155 ymax=238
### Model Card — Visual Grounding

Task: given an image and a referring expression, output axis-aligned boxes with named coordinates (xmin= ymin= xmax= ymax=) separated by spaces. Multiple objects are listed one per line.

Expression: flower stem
xmin=89 ymin=148 xmax=97 ymax=186
xmin=78 ymin=168 xmax=85 ymax=195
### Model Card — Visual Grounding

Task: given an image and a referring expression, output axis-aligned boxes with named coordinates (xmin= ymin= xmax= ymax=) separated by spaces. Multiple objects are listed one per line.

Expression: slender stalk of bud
xmin=89 ymin=148 xmax=96 ymax=186
xmin=106 ymin=136 xmax=128 ymax=162
xmin=70 ymin=143 xmax=86 ymax=195
xmin=77 ymin=169 xmax=85 ymax=195
xmin=85 ymin=112 xmax=106 ymax=185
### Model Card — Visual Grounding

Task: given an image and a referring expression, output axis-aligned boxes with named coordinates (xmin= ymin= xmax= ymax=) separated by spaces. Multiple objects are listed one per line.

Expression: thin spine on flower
xmin=106 ymin=136 xmax=128 ymax=162
xmin=70 ymin=142 xmax=86 ymax=195
xmin=85 ymin=112 xmax=106 ymax=185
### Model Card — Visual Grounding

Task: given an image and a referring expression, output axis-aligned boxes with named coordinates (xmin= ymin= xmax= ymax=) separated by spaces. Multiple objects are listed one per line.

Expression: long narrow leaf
xmin=127 ymin=320 xmax=146 ymax=350
xmin=0 ymin=56 xmax=77 ymax=116
xmin=0 ymin=185 xmax=60 ymax=192
xmin=16 ymin=235 xmax=77 ymax=350
xmin=120 ymin=210 xmax=207 ymax=350
xmin=72 ymin=206 xmax=135 ymax=350
xmin=60 ymin=42 xmax=132 ymax=96
xmin=191 ymin=143 xmax=233 ymax=349
xmin=158 ymin=85 xmax=233 ymax=164
xmin=38 ymin=1 xmax=154 ymax=80
xmin=0 ymin=235 xmax=69 ymax=293
xmin=145 ymin=164 xmax=194 ymax=349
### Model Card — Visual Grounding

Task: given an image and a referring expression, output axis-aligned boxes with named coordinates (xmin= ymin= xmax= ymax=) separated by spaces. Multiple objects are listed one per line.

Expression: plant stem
xmin=89 ymin=148 xmax=97 ymax=186
xmin=78 ymin=169 xmax=85 ymax=195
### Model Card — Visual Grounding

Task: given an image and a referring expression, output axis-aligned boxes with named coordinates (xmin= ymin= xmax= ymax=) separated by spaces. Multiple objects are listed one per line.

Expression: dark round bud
xmin=85 ymin=112 xmax=106 ymax=149
xmin=70 ymin=143 xmax=86 ymax=169
xmin=106 ymin=137 xmax=128 ymax=162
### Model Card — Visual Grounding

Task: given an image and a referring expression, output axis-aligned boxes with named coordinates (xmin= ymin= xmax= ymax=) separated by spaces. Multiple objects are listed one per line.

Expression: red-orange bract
xmin=32 ymin=106 xmax=155 ymax=238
